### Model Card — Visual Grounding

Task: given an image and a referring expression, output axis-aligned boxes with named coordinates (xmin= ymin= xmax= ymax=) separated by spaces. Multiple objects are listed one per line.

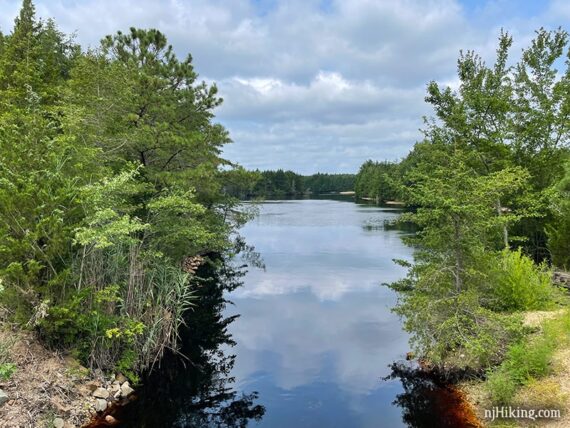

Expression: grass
xmin=486 ymin=310 xmax=570 ymax=405
xmin=513 ymin=379 xmax=567 ymax=409
xmin=0 ymin=334 xmax=16 ymax=380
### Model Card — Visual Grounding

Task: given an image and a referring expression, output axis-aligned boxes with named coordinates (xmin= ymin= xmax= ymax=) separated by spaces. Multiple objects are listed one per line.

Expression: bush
xmin=485 ymin=249 xmax=558 ymax=312
xmin=486 ymin=369 xmax=517 ymax=405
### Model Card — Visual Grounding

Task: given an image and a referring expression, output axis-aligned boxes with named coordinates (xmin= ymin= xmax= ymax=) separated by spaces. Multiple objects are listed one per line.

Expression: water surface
xmin=225 ymin=198 xmax=414 ymax=427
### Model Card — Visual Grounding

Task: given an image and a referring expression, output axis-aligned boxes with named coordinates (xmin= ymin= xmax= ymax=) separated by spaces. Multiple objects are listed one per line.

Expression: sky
xmin=1 ymin=0 xmax=569 ymax=173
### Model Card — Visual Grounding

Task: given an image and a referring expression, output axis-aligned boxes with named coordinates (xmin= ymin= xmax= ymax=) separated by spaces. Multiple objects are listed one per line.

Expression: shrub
xmin=485 ymin=249 xmax=558 ymax=312
xmin=486 ymin=368 xmax=517 ymax=405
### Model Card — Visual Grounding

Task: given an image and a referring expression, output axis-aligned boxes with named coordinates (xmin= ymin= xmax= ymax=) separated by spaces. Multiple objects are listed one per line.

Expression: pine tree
xmin=0 ymin=0 xmax=42 ymax=108
xmin=0 ymin=0 xmax=98 ymax=320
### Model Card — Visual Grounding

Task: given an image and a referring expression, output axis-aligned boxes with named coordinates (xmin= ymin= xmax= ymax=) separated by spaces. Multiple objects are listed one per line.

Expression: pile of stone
xmin=86 ymin=373 xmax=135 ymax=414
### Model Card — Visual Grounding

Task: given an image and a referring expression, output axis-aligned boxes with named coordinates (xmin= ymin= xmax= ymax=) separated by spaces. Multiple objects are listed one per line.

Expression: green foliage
xmin=0 ymin=3 xmax=99 ymax=320
xmin=354 ymin=160 xmax=400 ymax=202
xmin=0 ymin=334 xmax=16 ymax=381
xmin=547 ymin=159 xmax=570 ymax=269
xmin=303 ymin=172 xmax=355 ymax=194
xmin=485 ymin=369 xmax=518 ymax=405
xmin=392 ymin=260 xmax=525 ymax=368
xmin=389 ymin=28 xmax=569 ymax=372
xmin=115 ymin=349 xmax=140 ymax=385
xmin=243 ymin=169 xmax=355 ymax=198
xmin=484 ymin=249 xmax=558 ymax=312
xmin=0 ymin=1 xmax=246 ymax=379
xmin=0 ymin=363 xmax=16 ymax=380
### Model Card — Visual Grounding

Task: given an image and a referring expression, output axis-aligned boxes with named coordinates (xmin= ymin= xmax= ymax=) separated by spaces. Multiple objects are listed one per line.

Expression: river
xmin=224 ymin=198 xmax=413 ymax=427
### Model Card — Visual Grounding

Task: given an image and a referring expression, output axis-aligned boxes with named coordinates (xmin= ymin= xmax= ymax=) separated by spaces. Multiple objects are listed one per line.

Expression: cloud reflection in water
xmin=226 ymin=199 xmax=414 ymax=427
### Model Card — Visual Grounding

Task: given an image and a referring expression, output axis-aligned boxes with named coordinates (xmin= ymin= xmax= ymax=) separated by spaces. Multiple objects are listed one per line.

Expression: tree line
xmin=0 ymin=0 xmax=251 ymax=381
xmin=225 ymin=169 xmax=356 ymax=198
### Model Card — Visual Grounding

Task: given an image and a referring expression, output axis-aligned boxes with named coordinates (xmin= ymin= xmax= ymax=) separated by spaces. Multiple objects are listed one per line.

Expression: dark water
xmin=223 ymin=199 xmax=413 ymax=428
xmin=106 ymin=198 xmax=479 ymax=428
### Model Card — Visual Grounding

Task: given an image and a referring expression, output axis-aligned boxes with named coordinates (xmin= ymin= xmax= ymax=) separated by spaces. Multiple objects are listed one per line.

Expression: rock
xmin=93 ymin=387 xmax=110 ymax=399
xmin=553 ymin=270 xmax=570 ymax=288
xmin=120 ymin=381 xmax=134 ymax=397
xmin=105 ymin=415 xmax=118 ymax=424
xmin=115 ymin=373 xmax=127 ymax=384
xmin=0 ymin=389 xmax=8 ymax=407
xmin=95 ymin=398 xmax=107 ymax=412
xmin=53 ymin=418 xmax=65 ymax=428
xmin=113 ymin=389 xmax=121 ymax=400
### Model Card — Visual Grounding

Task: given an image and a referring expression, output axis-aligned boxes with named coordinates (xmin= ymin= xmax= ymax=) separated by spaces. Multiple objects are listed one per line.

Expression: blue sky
xmin=1 ymin=0 xmax=569 ymax=173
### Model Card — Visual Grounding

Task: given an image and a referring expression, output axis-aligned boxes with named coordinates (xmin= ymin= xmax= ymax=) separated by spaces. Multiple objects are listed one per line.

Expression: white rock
xmin=0 ymin=389 xmax=8 ymax=407
xmin=93 ymin=387 xmax=110 ymax=399
xmin=120 ymin=381 xmax=134 ymax=397
xmin=53 ymin=418 xmax=64 ymax=428
xmin=95 ymin=398 xmax=107 ymax=412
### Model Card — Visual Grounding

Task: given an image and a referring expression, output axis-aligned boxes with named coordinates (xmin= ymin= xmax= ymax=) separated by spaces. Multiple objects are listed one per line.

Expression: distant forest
xmin=226 ymin=170 xmax=355 ymax=198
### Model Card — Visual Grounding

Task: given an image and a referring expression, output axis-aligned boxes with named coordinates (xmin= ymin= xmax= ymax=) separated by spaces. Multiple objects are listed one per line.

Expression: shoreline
xmin=460 ymin=309 xmax=570 ymax=427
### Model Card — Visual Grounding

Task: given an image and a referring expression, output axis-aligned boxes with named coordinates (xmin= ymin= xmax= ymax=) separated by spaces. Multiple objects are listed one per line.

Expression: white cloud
xmin=1 ymin=0 xmax=568 ymax=172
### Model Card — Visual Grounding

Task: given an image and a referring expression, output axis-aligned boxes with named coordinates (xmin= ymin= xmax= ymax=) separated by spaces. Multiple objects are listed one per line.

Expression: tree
xmin=0 ymin=1 xmax=253 ymax=379
xmin=0 ymin=2 xmax=95 ymax=321
xmin=422 ymin=28 xmax=570 ymax=258
xmin=388 ymin=30 xmax=567 ymax=368
xmin=547 ymin=159 xmax=570 ymax=269
xmin=355 ymin=160 xmax=399 ymax=203
xmin=510 ymin=28 xmax=570 ymax=260
xmin=391 ymin=148 xmax=531 ymax=367
xmin=0 ymin=0 xmax=41 ymax=107
xmin=0 ymin=0 xmax=75 ymax=109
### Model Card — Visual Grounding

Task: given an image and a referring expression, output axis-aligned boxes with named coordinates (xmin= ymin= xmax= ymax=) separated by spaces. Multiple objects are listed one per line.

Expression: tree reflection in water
xmin=385 ymin=362 xmax=481 ymax=428
xmin=114 ymin=258 xmax=265 ymax=428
